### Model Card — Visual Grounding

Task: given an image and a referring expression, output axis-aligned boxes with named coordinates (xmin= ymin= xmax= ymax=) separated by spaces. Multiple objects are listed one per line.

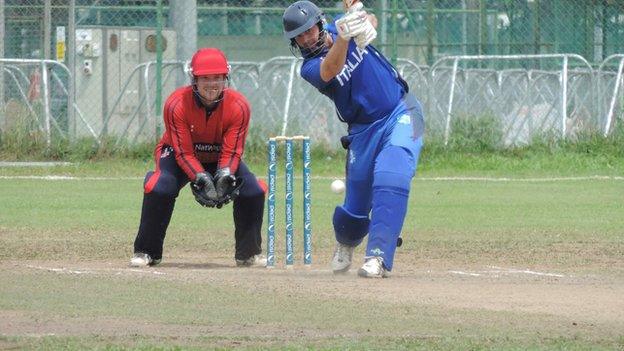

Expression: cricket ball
xmin=330 ymin=179 xmax=345 ymax=194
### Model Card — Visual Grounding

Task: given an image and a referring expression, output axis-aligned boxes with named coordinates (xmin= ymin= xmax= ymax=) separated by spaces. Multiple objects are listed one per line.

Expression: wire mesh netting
xmin=1 ymin=0 xmax=623 ymax=149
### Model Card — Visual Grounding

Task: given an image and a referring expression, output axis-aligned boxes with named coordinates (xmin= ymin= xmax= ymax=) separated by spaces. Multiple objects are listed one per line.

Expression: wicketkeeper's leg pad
xmin=134 ymin=192 xmax=176 ymax=261
xmin=233 ymin=193 xmax=264 ymax=260
xmin=332 ymin=205 xmax=370 ymax=247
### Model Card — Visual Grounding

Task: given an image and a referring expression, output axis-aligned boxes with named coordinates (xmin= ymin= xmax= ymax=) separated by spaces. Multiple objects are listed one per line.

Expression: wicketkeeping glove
xmin=214 ymin=168 xmax=244 ymax=208
xmin=191 ymin=172 xmax=219 ymax=208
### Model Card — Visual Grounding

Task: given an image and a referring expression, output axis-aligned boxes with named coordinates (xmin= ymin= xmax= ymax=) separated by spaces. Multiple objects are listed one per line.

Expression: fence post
xmin=380 ymin=0 xmax=387 ymax=49
xmin=68 ymin=0 xmax=76 ymax=140
xmin=281 ymin=59 xmax=297 ymax=136
xmin=391 ymin=0 xmax=398 ymax=64
xmin=41 ymin=61 xmax=51 ymax=147
xmin=561 ymin=55 xmax=568 ymax=138
xmin=444 ymin=58 xmax=459 ymax=146
xmin=155 ymin=0 xmax=164 ymax=138
xmin=0 ymin=0 xmax=5 ymax=131
xmin=479 ymin=0 xmax=487 ymax=56
xmin=170 ymin=0 xmax=197 ymax=87
xmin=601 ymin=1 xmax=607 ymax=60
xmin=44 ymin=0 xmax=51 ymax=144
xmin=585 ymin=1 xmax=594 ymax=61
xmin=604 ymin=56 xmax=624 ymax=136
xmin=44 ymin=0 xmax=51 ymax=60
xmin=426 ymin=0 xmax=434 ymax=65
xmin=532 ymin=0 xmax=540 ymax=55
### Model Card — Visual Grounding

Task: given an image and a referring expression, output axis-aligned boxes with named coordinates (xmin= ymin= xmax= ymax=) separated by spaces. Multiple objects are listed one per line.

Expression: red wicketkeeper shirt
xmin=156 ymin=86 xmax=250 ymax=182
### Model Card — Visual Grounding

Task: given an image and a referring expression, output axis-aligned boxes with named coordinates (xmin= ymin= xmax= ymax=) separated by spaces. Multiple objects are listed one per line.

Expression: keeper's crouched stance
xmin=130 ymin=48 xmax=266 ymax=268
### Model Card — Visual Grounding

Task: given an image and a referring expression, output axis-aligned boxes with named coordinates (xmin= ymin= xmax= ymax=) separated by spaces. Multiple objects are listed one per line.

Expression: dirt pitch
xmin=2 ymin=251 xmax=623 ymax=348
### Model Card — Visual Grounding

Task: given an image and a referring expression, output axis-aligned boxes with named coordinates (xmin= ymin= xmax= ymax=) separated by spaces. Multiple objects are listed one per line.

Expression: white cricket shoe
xmin=331 ymin=242 xmax=355 ymax=274
xmin=236 ymin=254 xmax=267 ymax=267
xmin=129 ymin=253 xmax=160 ymax=267
xmin=357 ymin=256 xmax=388 ymax=278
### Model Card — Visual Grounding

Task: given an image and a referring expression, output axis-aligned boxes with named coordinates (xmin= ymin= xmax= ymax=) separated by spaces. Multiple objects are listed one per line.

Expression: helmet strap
xmin=291 ymin=25 xmax=327 ymax=59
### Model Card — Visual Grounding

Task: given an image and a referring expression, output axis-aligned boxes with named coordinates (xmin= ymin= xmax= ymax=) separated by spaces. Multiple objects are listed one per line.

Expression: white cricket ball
xmin=330 ymin=179 xmax=345 ymax=194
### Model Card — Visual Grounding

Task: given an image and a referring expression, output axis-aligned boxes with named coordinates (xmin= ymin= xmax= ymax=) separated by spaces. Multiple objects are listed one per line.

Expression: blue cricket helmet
xmin=283 ymin=1 xmax=326 ymax=40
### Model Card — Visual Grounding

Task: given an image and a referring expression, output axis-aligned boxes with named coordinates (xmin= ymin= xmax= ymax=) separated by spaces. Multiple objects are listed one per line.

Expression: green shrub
xmin=0 ymin=133 xmax=154 ymax=162
xmin=447 ymin=113 xmax=503 ymax=153
xmin=1 ymin=117 xmax=622 ymax=167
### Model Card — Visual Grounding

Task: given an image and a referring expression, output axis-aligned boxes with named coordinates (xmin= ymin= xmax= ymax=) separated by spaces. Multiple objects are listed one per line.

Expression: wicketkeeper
xmin=130 ymin=48 xmax=266 ymax=268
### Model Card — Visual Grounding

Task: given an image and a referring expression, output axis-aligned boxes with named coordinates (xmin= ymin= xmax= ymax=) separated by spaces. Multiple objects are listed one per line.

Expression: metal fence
xmin=1 ymin=0 xmax=624 ymax=150
xmin=4 ymin=1 xmax=624 ymax=62
xmin=3 ymin=54 xmax=622 ymax=149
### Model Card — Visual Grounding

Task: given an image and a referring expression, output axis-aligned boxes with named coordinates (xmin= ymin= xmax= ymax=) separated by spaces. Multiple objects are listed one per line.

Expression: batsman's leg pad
xmin=373 ymin=145 xmax=415 ymax=189
xmin=233 ymin=193 xmax=264 ymax=260
xmin=333 ymin=206 xmax=370 ymax=247
xmin=366 ymin=186 xmax=409 ymax=271
xmin=366 ymin=146 xmax=414 ymax=271
xmin=133 ymin=192 xmax=176 ymax=261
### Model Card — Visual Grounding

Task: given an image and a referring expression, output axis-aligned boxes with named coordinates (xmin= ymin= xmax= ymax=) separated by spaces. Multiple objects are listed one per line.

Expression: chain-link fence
xmin=1 ymin=0 xmax=624 ymax=150
xmin=6 ymin=1 xmax=624 ymax=62
xmin=379 ymin=0 xmax=624 ymax=65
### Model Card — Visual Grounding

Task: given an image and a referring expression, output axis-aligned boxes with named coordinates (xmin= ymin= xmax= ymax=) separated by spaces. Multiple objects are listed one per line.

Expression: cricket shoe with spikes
xmin=129 ymin=252 xmax=161 ymax=267
xmin=236 ymin=254 xmax=267 ymax=267
xmin=332 ymin=242 xmax=355 ymax=274
xmin=357 ymin=256 xmax=389 ymax=278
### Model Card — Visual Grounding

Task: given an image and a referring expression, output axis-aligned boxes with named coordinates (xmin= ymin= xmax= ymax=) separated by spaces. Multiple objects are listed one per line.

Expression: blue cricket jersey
xmin=300 ymin=19 xmax=407 ymax=125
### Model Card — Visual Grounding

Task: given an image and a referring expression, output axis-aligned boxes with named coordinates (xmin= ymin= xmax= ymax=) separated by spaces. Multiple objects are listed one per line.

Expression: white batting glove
xmin=346 ymin=2 xmax=364 ymax=13
xmin=344 ymin=2 xmax=376 ymax=48
xmin=336 ymin=9 xmax=368 ymax=39
xmin=354 ymin=20 xmax=377 ymax=48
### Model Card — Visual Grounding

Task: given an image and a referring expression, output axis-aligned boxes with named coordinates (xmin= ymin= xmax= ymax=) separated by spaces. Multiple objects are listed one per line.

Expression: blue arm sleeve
xmin=301 ymin=59 xmax=330 ymax=91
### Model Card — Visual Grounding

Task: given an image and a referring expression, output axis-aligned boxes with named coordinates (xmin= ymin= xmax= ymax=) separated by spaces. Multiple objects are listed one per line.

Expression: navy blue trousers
xmin=133 ymin=145 xmax=265 ymax=261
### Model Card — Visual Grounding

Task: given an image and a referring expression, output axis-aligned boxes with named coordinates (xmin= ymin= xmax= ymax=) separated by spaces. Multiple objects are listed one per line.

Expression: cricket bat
xmin=343 ymin=0 xmax=361 ymax=12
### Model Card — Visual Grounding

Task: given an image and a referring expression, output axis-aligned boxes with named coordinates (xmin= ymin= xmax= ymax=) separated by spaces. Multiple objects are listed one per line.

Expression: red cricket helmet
xmin=190 ymin=48 xmax=230 ymax=76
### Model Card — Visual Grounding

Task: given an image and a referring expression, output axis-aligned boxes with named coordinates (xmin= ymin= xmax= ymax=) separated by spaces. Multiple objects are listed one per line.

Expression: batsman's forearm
xmin=320 ymin=37 xmax=349 ymax=82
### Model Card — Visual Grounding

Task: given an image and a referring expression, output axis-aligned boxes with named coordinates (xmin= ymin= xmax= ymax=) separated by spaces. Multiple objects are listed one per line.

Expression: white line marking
xmin=489 ymin=266 xmax=565 ymax=277
xmin=125 ymin=269 xmax=167 ymax=275
xmin=420 ymin=176 xmax=624 ymax=182
xmin=0 ymin=161 xmax=72 ymax=167
xmin=516 ymin=269 xmax=565 ymax=277
xmin=448 ymin=266 xmax=566 ymax=278
xmin=1 ymin=175 xmax=623 ymax=181
xmin=25 ymin=265 xmax=91 ymax=275
xmin=0 ymin=175 xmax=142 ymax=180
xmin=25 ymin=265 xmax=167 ymax=276
xmin=449 ymin=270 xmax=482 ymax=276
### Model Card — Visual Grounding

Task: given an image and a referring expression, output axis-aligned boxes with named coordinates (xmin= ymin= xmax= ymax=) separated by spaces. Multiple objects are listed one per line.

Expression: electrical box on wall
xmin=73 ymin=26 xmax=178 ymax=139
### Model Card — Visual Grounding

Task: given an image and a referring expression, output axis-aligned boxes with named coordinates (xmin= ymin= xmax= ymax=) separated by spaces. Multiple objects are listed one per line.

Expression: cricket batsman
xmin=130 ymin=48 xmax=266 ymax=268
xmin=282 ymin=1 xmax=425 ymax=277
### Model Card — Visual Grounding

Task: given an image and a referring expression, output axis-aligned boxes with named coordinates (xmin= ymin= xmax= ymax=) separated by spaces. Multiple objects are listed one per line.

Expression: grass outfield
xmin=0 ymin=160 xmax=623 ymax=350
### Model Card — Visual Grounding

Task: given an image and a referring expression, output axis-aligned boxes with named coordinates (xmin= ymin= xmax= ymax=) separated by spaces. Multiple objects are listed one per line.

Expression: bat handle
xmin=346 ymin=1 xmax=363 ymax=12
